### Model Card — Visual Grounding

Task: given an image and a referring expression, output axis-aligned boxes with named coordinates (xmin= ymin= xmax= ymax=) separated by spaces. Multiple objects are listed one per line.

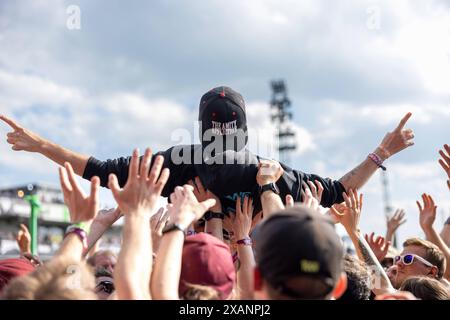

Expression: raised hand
xmin=16 ymin=224 xmax=31 ymax=254
xmin=188 ymin=176 xmax=222 ymax=212
xmin=417 ymin=193 xmax=437 ymax=232
xmin=376 ymin=112 xmax=414 ymax=160
xmin=150 ymin=207 xmax=170 ymax=253
xmin=232 ymin=196 xmax=253 ymax=240
xmin=94 ymin=207 xmax=123 ymax=228
xmin=0 ymin=115 xmax=45 ymax=152
xmin=108 ymin=148 xmax=169 ymax=217
xmin=59 ymin=162 xmax=100 ymax=225
xmin=386 ymin=209 xmax=407 ymax=234
xmin=438 ymin=144 xmax=450 ymax=189
xmin=365 ymin=232 xmax=391 ymax=262
xmin=300 ymin=180 xmax=324 ymax=211
xmin=330 ymin=189 xmax=363 ymax=233
xmin=256 ymin=159 xmax=284 ymax=186
xmin=285 ymin=194 xmax=294 ymax=208
xmin=167 ymin=185 xmax=216 ymax=229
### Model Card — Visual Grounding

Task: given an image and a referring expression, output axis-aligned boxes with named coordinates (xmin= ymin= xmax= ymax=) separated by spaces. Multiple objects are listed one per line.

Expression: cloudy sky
xmin=0 ymin=0 xmax=449 ymax=244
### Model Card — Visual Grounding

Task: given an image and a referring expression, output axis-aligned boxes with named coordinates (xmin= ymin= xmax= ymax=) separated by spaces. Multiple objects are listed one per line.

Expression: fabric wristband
xmin=236 ymin=237 xmax=252 ymax=246
xmin=64 ymin=226 xmax=88 ymax=250
xmin=368 ymin=153 xmax=386 ymax=171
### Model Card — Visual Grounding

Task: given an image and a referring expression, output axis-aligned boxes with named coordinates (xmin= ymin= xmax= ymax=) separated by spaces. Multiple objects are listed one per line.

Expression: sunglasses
xmin=96 ymin=280 xmax=115 ymax=294
xmin=394 ymin=254 xmax=435 ymax=268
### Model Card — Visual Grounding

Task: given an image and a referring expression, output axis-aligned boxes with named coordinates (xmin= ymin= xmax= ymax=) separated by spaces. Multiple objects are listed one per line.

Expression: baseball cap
xmin=254 ymin=206 xmax=344 ymax=299
xmin=199 ymin=86 xmax=248 ymax=153
xmin=0 ymin=257 xmax=35 ymax=293
xmin=179 ymin=233 xmax=236 ymax=300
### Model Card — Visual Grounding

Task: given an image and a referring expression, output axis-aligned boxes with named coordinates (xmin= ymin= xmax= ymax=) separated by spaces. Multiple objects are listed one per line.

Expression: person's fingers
xmin=128 ymin=148 xmax=140 ymax=180
xmin=307 ymin=181 xmax=317 ymax=197
xmin=300 ymin=189 xmax=306 ymax=202
xmin=108 ymin=174 xmax=122 ymax=201
xmin=416 ymin=200 xmax=423 ymax=212
xmin=343 ymin=191 xmax=351 ymax=209
xmin=65 ymin=162 xmax=84 ymax=196
xmin=438 ymin=159 xmax=449 ymax=174
xmin=187 ymin=180 xmax=197 ymax=196
xmin=359 ymin=193 xmax=363 ymax=211
xmin=364 ymin=233 xmax=370 ymax=244
xmin=444 ymin=144 xmax=450 ymax=157
xmin=148 ymin=154 xmax=164 ymax=184
xmin=174 ymin=186 xmax=185 ymax=199
xmin=352 ymin=189 xmax=359 ymax=209
xmin=200 ymin=198 xmax=216 ymax=213
xmin=19 ymin=224 xmax=28 ymax=233
xmin=236 ymin=196 xmax=242 ymax=216
xmin=421 ymin=193 xmax=429 ymax=209
xmin=395 ymin=112 xmax=412 ymax=132
xmin=439 ymin=149 xmax=450 ymax=165
xmin=58 ymin=166 xmax=72 ymax=194
xmin=330 ymin=206 xmax=344 ymax=219
xmin=169 ymin=191 xmax=177 ymax=204
xmin=447 ymin=180 xmax=450 ymax=190
xmin=286 ymin=194 xmax=294 ymax=207
xmin=427 ymin=194 xmax=435 ymax=208
xmin=0 ymin=115 xmax=22 ymax=130
xmin=195 ymin=176 xmax=206 ymax=195
xmin=89 ymin=176 xmax=100 ymax=212
xmin=403 ymin=131 xmax=414 ymax=140
xmin=140 ymin=148 xmax=152 ymax=178
xmin=376 ymin=236 xmax=383 ymax=247
xmin=315 ymin=180 xmax=324 ymax=201
xmin=398 ymin=210 xmax=406 ymax=220
xmin=247 ymin=197 xmax=253 ymax=217
xmin=399 ymin=219 xmax=407 ymax=226
xmin=155 ymin=168 xmax=170 ymax=193
xmin=370 ymin=232 xmax=375 ymax=245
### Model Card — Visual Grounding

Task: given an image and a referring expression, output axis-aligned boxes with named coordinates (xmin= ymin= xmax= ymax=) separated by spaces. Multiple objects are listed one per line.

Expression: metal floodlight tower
xmin=381 ymin=170 xmax=396 ymax=247
xmin=270 ymin=80 xmax=296 ymax=164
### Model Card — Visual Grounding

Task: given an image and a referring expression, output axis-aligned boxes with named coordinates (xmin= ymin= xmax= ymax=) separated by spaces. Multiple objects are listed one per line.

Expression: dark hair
xmin=338 ymin=254 xmax=371 ymax=301
xmin=400 ymin=276 xmax=450 ymax=300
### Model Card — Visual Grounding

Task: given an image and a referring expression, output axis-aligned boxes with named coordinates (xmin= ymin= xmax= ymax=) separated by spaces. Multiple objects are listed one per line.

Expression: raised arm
xmin=1 ymin=115 xmax=90 ymax=175
xmin=151 ymin=185 xmax=216 ymax=300
xmin=257 ymin=159 xmax=285 ymax=219
xmin=188 ymin=176 xmax=224 ymax=241
xmin=338 ymin=112 xmax=414 ymax=191
xmin=109 ymin=148 xmax=170 ymax=300
xmin=232 ymin=196 xmax=256 ymax=300
xmin=57 ymin=162 xmax=100 ymax=260
xmin=417 ymin=193 xmax=450 ymax=280
xmin=385 ymin=209 xmax=407 ymax=245
xmin=331 ymin=189 xmax=395 ymax=295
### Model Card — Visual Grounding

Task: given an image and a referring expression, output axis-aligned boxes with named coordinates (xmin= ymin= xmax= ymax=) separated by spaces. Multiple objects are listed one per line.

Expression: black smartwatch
xmin=204 ymin=211 xmax=225 ymax=221
xmin=260 ymin=182 xmax=280 ymax=195
xmin=162 ymin=223 xmax=186 ymax=235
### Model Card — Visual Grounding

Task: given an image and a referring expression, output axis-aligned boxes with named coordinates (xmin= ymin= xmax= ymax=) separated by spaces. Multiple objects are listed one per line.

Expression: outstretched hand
xmin=108 ymin=148 xmax=169 ymax=217
xmin=167 ymin=185 xmax=216 ymax=229
xmin=0 ymin=115 xmax=44 ymax=152
xmin=386 ymin=208 xmax=407 ymax=234
xmin=59 ymin=162 xmax=99 ymax=225
xmin=365 ymin=232 xmax=390 ymax=262
xmin=438 ymin=144 xmax=450 ymax=190
xmin=330 ymin=189 xmax=363 ymax=233
xmin=417 ymin=193 xmax=437 ymax=232
xmin=377 ymin=112 xmax=414 ymax=160
xmin=16 ymin=224 xmax=31 ymax=254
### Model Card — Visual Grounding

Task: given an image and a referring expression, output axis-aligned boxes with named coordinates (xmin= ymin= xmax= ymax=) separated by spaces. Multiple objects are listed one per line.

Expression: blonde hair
xmin=181 ymin=283 xmax=220 ymax=300
xmin=2 ymin=258 xmax=96 ymax=300
xmin=403 ymin=238 xmax=446 ymax=279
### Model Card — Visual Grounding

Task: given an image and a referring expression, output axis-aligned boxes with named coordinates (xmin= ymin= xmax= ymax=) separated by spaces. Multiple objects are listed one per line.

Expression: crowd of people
xmin=0 ymin=86 xmax=449 ymax=300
